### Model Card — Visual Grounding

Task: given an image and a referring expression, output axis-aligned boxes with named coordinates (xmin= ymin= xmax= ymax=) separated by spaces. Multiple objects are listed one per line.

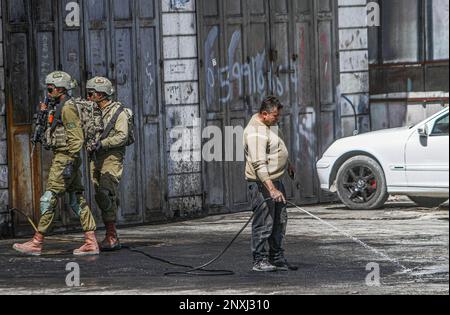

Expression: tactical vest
xmin=44 ymin=98 xmax=104 ymax=153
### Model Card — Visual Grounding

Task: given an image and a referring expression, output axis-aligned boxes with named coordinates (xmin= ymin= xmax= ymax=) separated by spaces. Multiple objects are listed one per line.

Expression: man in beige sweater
xmin=244 ymin=96 xmax=296 ymax=272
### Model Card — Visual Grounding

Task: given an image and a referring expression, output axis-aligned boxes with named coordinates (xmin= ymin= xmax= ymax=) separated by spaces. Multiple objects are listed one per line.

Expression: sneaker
xmin=270 ymin=258 xmax=299 ymax=271
xmin=252 ymin=259 xmax=277 ymax=272
xmin=270 ymin=260 xmax=289 ymax=271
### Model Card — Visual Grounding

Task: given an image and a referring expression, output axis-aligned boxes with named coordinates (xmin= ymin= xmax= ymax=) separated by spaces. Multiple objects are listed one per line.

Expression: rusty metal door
xmin=3 ymin=0 xmax=89 ymax=234
xmin=3 ymin=0 xmax=36 ymax=234
xmin=198 ymin=0 xmax=339 ymax=213
xmin=4 ymin=0 xmax=165 ymax=234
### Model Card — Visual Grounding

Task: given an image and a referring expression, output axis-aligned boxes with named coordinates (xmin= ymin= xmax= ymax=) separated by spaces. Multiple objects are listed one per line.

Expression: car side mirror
xmin=418 ymin=125 xmax=429 ymax=137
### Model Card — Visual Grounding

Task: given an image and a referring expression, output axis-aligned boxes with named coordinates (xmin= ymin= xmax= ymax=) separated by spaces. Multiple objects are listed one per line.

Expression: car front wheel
xmin=336 ymin=156 xmax=389 ymax=210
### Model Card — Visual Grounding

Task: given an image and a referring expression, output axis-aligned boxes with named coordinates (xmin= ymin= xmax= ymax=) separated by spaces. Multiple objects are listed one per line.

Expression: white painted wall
xmin=161 ymin=0 xmax=203 ymax=217
xmin=338 ymin=0 xmax=371 ymax=137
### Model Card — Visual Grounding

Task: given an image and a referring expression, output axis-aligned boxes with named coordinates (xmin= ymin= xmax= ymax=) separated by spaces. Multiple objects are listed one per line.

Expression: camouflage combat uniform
xmin=91 ymin=101 xmax=129 ymax=225
xmin=38 ymin=97 xmax=97 ymax=234
xmin=13 ymin=71 xmax=99 ymax=257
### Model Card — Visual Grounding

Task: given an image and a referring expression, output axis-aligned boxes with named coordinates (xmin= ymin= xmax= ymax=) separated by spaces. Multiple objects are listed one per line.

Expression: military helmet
xmin=45 ymin=71 xmax=78 ymax=90
xmin=86 ymin=77 xmax=115 ymax=96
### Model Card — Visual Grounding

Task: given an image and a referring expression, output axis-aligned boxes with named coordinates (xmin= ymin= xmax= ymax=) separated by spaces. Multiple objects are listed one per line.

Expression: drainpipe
xmin=342 ymin=95 xmax=359 ymax=136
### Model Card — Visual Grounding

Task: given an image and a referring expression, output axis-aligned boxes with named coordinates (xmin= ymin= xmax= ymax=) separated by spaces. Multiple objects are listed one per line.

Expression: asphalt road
xmin=0 ymin=199 xmax=448 ymax=295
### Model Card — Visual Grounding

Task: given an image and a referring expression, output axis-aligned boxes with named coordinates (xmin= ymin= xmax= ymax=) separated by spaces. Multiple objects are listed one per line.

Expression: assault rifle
xmin=31 ymin=97 xmax=53 ymax=159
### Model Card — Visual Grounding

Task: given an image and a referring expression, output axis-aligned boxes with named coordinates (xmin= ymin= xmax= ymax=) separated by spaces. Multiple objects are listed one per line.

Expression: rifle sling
xmin=50 ymin=98 xmax=69 ymax=133
xmin=101 ymin=106 xmax=124 ymax=141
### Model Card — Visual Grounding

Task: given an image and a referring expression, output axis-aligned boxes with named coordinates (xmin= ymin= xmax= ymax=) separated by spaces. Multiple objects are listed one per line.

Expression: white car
xmin=317 ymin=107 xmax=449 ymax=210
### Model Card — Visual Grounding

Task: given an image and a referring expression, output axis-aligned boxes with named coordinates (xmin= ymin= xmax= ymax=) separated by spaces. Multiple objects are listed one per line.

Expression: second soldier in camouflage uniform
xmin=13 ymin=71 xmax=100 ymax=257
xmin=87 ymin=77 xmax=129 ymax=251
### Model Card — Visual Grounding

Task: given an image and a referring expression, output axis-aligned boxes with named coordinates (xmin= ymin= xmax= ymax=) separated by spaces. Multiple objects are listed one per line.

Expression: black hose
xmin=9 ymin=208 xmax=38 ymax=233
xmin=123 ymin=197 xmax=273 ymax=277
xmin=10 ymin=198 xmax=274 ymax=277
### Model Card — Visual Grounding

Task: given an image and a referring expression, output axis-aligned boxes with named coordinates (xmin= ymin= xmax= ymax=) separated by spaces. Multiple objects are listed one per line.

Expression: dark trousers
xmin=249 ymin=181 xmax=288 ymax=263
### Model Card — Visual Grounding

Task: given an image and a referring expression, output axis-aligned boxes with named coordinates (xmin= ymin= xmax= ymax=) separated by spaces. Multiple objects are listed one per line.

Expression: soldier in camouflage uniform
xmin=13 ymin=71 xmax=100 ymax=257
xmin=87 ymin=77 xmax=129 ymax=251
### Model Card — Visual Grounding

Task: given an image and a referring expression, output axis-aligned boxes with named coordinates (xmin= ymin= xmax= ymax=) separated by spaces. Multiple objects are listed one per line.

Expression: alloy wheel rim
xmin=342 ymin=165 xmax=378 ymax=204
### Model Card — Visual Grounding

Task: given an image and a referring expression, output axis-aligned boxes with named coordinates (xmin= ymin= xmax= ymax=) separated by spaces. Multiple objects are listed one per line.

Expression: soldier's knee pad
xmin=40 ymin=191 xmax=57 ymax=215
xmin=99 ymin=173 xmax=118 ymax=194
xmin=95 ymin=188 xmax=113 ymax=212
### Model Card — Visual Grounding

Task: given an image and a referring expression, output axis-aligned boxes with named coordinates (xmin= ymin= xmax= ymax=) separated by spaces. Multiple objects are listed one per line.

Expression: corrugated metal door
xmin=314 ymin=0 xmax=340 ymax=203
xmin=198 ymin=0 xmax=339 ymax=213
xmin=287 ymin=0 xmax=340 ymax=204
xmin=83 ymin=0 xmax=166 ymax=224
xmin=3 ymin=0 xmax=165 ymax=234
xmin=3 ymin=0 xmax=89 ymax=233
xmin=3 ymin=0 xmax=38 ymax=233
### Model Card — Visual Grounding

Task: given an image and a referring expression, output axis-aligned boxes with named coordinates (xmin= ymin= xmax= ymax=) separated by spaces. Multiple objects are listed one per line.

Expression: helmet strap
xmin=49 ymin=90 xmax=66 ymax=103
xmin=98 ymin=98 xmax=113 ymax=109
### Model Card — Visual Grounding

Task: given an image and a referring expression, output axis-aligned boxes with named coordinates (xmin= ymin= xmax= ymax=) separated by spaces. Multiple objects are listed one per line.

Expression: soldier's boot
xmin=73 ymin=231 xmax=100 ymax=257
xmin=13 ymin=232 xmax=44 ymax=257
xmin=100 ymin=223 xmax=121 ymax=252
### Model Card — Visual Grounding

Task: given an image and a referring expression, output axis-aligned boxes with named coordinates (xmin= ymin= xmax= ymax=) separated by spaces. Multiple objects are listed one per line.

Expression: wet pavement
xmin=0 ymin=199 xmax=448 ymax=295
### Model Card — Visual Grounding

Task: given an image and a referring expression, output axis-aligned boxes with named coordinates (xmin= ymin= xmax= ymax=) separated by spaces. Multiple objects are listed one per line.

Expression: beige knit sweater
xmin=243 ymin=114 xmax=289 ymax=183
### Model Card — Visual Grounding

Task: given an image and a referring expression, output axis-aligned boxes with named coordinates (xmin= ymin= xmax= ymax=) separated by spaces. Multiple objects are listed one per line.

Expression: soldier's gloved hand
xmin=62 ymin=161 xmax=75 ymax=180
xmin=40 ymin=102 xmax=49 ymax=111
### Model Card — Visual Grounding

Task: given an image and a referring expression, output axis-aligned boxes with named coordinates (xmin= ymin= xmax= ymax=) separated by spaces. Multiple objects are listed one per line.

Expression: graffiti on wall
xmin=39 ymin=34 xmax=52 ymax=90
xmin=170 ymin=0 xmax=191 ymax=10
xmin=205 ymin=26 xmax=299 ymax=108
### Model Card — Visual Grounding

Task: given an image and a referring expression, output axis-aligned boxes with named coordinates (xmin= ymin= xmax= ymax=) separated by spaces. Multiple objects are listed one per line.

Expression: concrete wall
xmin=0 ymin=4 xmax=10 ymax=234
xmin=336 ymin=0 xmax=447 ymax=135
xmin=161 ymin=0 xmax=203 ymax=218
xmin=371 ymin=93 xmax=449 ymax=131
xmin=367 ymin=0 xmax=449 ymax=130
xmin=338 ymin=0 xmax=371 ymax=137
